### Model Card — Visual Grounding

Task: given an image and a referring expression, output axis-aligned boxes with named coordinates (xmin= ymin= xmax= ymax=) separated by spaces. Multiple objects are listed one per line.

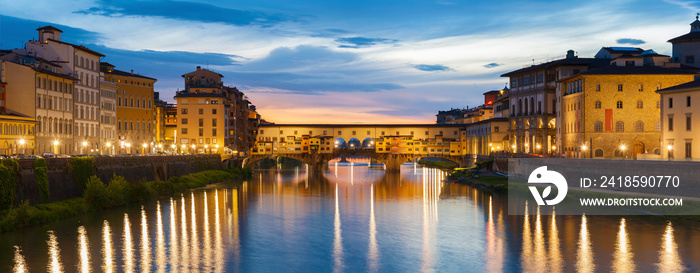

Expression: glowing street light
xmin=19 ymin=139 xmax=25 ymax=145
xmin=620 ymin=144 xmax=626 ymax=151
xmin=172 ymin=144 xmax=177 ymax=149
xmin=667 ymin=145 xmax=673 ymax=150
xmin=82 ymin=141 xmax=88 ymax=147
xmin=581 ymin=145 xmax=587 ymax=151
xmin=536 ymin=144 xmax=541 ymax=149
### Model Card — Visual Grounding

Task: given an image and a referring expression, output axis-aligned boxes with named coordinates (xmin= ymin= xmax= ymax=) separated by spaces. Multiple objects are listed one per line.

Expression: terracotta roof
xmin=656 ymin=80 xmax=700 ymax=93
xmin=104 ymin=68 xmax=157 ymax=81
xmin=578 ymin=65 xmax=698 ymax=76
xmin=501 ymin=57 xmax=606 ymax=77
xmin=668 ymin=31 xmax=700 ymax=43
xmin=37 ymin=26 xmax=63 ymax=33
xmin=46 ymin=38 xmax=104 ymax=57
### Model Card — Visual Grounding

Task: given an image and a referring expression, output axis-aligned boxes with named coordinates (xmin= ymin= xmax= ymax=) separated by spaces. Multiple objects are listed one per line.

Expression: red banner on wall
xmin=605 ymin=109 xmax=613 ymax=131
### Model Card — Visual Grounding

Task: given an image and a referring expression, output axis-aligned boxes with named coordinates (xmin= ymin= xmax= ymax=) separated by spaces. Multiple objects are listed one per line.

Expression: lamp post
xmin=204 ymin=144 xmax=208 ymax=154
xmin=191 ymin=144 xmax=196 ymax=155
xmin=82 ymin=141 xmax=88 ymax=155
xmin=19 ymin=139 xmax=25 ymax=155
xmin=105 ymin=142 xmax=111 ymax=156
xmin=53 ymin=140 xmax=59 ymax=154
xmin=581 ymin=144 xmax=587 ymax=158
xmin=620 ymin=144 xmax=627 ymax=159
xmin=142 ymin=143 xmax=148 ymax=155
xmin=126 ymin=143 xmax=131 ymax=154
xmin=667 ymin=144 xmax=673 ymax=160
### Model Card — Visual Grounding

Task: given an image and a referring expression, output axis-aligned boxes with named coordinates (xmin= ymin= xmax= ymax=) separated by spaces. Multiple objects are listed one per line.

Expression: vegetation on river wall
xmin=0 ymin=166 xmax=251 ymax=233
xmin=418 ymin=160 xmax=456 ymax=170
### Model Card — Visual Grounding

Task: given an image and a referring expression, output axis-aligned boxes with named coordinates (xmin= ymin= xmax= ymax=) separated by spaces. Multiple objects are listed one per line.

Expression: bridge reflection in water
xmin=3 ymin=165 xmax=700 ymax=272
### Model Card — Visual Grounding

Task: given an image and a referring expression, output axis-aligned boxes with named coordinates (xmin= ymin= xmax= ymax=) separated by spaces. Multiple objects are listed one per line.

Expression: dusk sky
xmin=0 ymin=0 xmax=698 ymax=124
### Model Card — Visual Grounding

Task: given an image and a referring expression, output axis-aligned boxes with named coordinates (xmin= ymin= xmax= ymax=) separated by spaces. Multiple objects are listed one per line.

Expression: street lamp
xmin=620 ymin=144 xmax=627 ymax=158
xmin=142 ymin=143 xmax=148 ymax=155
xmin=82 ymin=141 xmax=88 ymax=154
xmin=53 ymin=140 xmax=59 ymax=154
xmin=667 ymin=144 xmax=673 ymax=160
xmin=191 ymin=144 xmax=196 ymax=154
xmin=19 ymin=139 xmax=25 ymax=154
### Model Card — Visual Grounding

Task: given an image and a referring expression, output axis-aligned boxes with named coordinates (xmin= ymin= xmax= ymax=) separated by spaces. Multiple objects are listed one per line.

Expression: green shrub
xmin=70 ymin=157 xmax=95 ymax=192
xmin=129 ymin=181 xmax=156 ymax=201
xmin=475 ymin=160 xmax=494 ymax=171
xmin=1 ymin=159 xmax=21 ymax=203
xmin=83 ymin=175 xmax=108 ymax=208
xmin=34 ymin=158 xmax=49 ymax=203
xmin=0 ymin=165 xmax=16 ymax=210
xmin=146 ymin=180 xmax=173 ymax=196
xmin=106 ymin=175 xmax=129 ymax=206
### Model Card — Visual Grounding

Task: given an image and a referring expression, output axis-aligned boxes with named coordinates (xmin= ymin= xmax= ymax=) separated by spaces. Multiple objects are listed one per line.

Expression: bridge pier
xmin=383 ymin=154 xmax=405 ymax=173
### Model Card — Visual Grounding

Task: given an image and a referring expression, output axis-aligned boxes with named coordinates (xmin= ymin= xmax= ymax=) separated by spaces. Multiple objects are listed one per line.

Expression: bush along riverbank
xmin=418 ymin=160 xmax=457 ymax=170
xmin=0 ymin=165 xmax=252 ymax=233
xmin=447 ymin=160 xmax=507 ymax=193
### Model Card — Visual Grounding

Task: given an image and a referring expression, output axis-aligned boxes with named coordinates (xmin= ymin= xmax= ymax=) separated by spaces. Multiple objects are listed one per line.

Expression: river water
xmin=2 ymin=164 xmax=700 ymax=272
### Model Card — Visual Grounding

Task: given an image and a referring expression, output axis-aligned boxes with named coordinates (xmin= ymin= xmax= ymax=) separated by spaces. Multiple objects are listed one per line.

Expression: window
xmin=212 ymin=109 xmax=217 ymax=114
xmin=181 ymin=108 xmax=188 ymax=114
xmin=615 ymin=121 xmax=624 ymax=132
xmin=352 ymin=131 xmax=356 ymax=135
xmin=686 ymin=142 xmax=692 ymax=158
xmin=594 ymin=149 xmax=603 ymax=157
xmin=595 ymin=101 xmax=601 ymax=109
xmin=618 ymin=84 xmax=623 ymax=92
xmin=199 ymin=128 xmax=204 ymax=136
xmin=212 ymin=129 xmax=217 ymax=136
xmin=182 ymin=118 xmax=188 ymax=124
xmin=199 ymin=119 xmax=204 ymax=127
xmin=686 ymin=56 xmax=695 ymax=64
xmin=212 ymin=119 xmax=217 ymax=127
xmin=635 ymin=121 xmax=644 ymax=132
xmin=199 ymin=108 xmax=203 ymax=114
xmin=669 ymin=115 xmax=674 ymax=132
xmin=594 ymin=121 xmax=603 ymax=132
xmin=616 ymin=101 xmax=623 ymax=109
xmin=669 ymin=98 xmax=673 ymax=108
xmin=338 ymin=131 xmax=341 ymax=135
xmin=596 ymin=85 xmax=600 ymax=92
xmin=656 ymin=121 xmax=661 ymax=132
xmin=625 ymin=61 xmax=635 ymax=66
xmin=687 ymin=115 xmax=692 ymax=131
xmin=688 ymin=96 xmax=691 ymax=107
xmin=637 ymin=101 xmax=643 ymax=109
xmin=181 ymin=128 xmax=188 ymax=134
xmin=657 ymin=100 xmax=660 ymax=109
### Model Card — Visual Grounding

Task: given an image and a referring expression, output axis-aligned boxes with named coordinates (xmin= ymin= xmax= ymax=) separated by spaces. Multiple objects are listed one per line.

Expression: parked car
xmin=42 ymin=152 xmax=57 ymax=158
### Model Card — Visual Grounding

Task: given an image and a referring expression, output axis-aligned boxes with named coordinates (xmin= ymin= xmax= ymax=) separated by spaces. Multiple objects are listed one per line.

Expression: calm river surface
xmin=2 ymin=164 xmax=700 ymax=272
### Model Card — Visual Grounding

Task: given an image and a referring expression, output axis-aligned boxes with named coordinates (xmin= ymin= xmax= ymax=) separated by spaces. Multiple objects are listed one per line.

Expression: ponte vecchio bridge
xmin=244 ymin=122 xmax=508 ymax=172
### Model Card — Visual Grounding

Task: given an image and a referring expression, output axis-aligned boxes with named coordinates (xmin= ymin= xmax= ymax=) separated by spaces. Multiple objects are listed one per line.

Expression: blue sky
xmin=0 ymin=0 xmax=697 ymax=123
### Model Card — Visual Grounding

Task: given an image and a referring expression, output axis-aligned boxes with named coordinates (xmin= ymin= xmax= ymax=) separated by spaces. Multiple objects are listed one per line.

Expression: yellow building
xmin=154 ymin=92 xmax=167 ymax=151
xmin=0 ymin=114 xmax=35 ymax=156
xmin=560 ymin=65 xmax=696 ymax=158
xmin=176 ymin=67 xmax=228 ymax=154
xmin=101 ymin=63 xmax=157 ymax=154
xmin=656 ymin=80 xmax=700 ymax=159
xmin=164 ymin=104 xmax=177 ymax=149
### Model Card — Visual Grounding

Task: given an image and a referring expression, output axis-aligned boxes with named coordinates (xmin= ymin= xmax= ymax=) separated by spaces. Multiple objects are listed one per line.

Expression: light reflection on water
xmin=3 ymin=165 xmax=700 ymax=272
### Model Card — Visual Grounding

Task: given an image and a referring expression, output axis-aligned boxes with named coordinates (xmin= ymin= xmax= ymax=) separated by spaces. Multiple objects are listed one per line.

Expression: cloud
xmin=231 ymin=71 xmax=403 ymax=94
xmin=335 ymin=37 xmax=398 ymax=48
xmin=483 ymin=63 xmax=501 ymax=68
xmin=616 ymin=38 xmax=645 ymax=45
xmin=243 ymin=45 xmax=357 ymax=71
xmin=413 ymin=64 xmax=453 ymax=72
xmin=75 ymin=0 xmax=295 ymax=27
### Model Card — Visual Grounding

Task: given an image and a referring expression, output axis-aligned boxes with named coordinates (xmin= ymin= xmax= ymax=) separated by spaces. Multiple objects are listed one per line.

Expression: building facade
xmin=101 ymin=63 xmax=157 ymax=154
xmin=561 ymin=65 xmax=696 ymax=158
xmin=176 ymin=66 xmax=229 ymax=154
xmin=657 ymin=80 xmax=700 ymax=159
xmin=99 ymin=76 xmax=118 ymax=155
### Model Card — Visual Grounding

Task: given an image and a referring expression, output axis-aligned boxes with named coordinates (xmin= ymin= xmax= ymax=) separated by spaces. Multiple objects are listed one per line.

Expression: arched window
xmin=594 ymin=121 xmax=603 ymax=132
xmin=655 ymin=121 xmax=661 ymax=131
xmin=617 ymin=101 xmax=623 ymax=109
xmin=635 ymin=121 xmax=644 ymax=132
xmin=595 ymin=101 xmax=601 ymax=109
xmin=615 ymin=121 xmax=624 ymax=132
xmin=637 ymin=101 xmax=643 ymax=109
xmin=594 ymin=149 xmax=604 ymax=157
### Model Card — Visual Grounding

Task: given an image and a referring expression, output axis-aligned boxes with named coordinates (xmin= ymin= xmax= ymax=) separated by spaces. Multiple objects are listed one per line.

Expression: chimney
xmin=196 ymin=66 xmax=201 ymax=71
xmin=566 ymin=50 xmax=575 ymax=59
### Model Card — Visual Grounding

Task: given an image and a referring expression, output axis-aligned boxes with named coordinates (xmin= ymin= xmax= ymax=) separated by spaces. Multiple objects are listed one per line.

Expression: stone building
xmin=101 ymin=63 xmax=157 ymax=154
xmin=656 ymin=80 xmax=700 ymax=159
xmin=560 ymin=65 xmax=696 ymax=158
